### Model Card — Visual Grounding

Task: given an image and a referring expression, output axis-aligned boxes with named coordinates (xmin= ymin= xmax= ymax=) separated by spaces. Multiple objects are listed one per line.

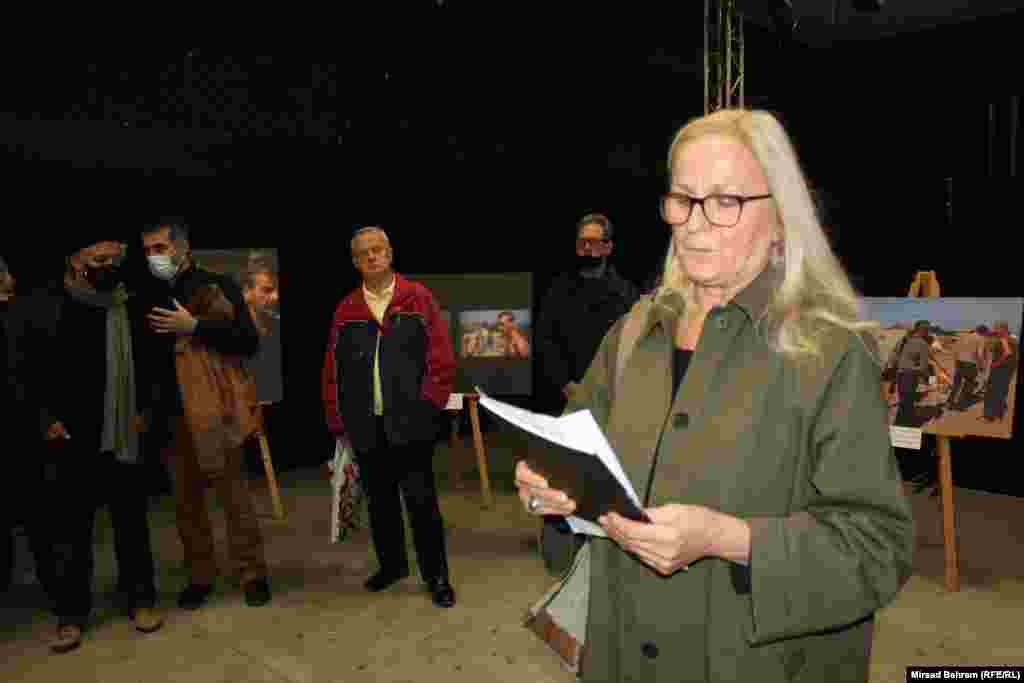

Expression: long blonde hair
xmin=658 ymin=108 xmax=876 ymax=360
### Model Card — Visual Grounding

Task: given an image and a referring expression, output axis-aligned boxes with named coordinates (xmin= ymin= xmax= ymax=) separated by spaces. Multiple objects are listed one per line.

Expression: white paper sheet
xmin=565 ymin=517 xmax=608 ymax=537
xmin=890 ymin=426 xmax=923 ymax=450
xmin=476 ymin=388 xmax=642 ymax=537
xmin=445 ymin=393 xmax=464 ymax=410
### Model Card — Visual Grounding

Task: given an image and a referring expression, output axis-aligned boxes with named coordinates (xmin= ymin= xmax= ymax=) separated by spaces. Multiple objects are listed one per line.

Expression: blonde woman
xmin=516 ymin=109 xmax=912 ymax=683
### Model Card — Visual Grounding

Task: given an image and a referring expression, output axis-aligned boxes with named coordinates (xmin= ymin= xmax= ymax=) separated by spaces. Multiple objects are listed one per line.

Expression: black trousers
xmin=357 ymin=420 xmax=449 ymax=582
xmin=1 ymin=460 xmax=59 ymax=600
xmin=54 ymin=447 xmax=157 ymax=626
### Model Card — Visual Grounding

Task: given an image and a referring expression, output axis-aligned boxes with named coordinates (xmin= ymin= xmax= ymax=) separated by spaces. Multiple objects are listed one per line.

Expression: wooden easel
xmin=446 ymin=393 xmax=494 ymax=508
xmin=907 ymin=270 xmax=960 ymax=592
xmin=254 ymin=401 xmax=286 ymax=520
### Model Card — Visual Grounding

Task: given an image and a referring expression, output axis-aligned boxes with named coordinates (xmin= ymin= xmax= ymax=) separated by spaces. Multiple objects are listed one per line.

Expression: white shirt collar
xmin=363 ymin=274 xmax=396 ymax=301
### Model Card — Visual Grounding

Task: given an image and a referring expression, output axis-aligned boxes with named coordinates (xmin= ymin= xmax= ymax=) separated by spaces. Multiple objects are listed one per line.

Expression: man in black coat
xmin=0 ymin=255 xmax=59 ymax=604
xmin=533 ymin=213 xmax=640 ymax=574
xmin=535 ymin=213 xmax=640 ymax=412
xmin=17 ymin=236 xmax=163 ymax=653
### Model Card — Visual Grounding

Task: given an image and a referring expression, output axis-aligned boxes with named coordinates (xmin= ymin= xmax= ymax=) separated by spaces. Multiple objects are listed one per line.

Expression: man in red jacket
xmin=322 ymin=226 xmax=457 ymax=607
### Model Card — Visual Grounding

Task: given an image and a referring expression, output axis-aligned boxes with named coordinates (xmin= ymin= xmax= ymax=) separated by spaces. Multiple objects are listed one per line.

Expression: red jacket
xmin=322 ymin=274 xmax=454 ymax=450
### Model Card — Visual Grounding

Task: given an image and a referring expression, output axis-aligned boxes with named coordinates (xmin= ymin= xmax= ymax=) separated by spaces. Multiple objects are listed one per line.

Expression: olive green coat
xmin=568 ymin=268 xmax=914 ymax=683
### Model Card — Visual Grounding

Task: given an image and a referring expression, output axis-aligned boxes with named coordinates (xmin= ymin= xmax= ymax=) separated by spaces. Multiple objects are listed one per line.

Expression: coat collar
xmin=732 ymin=265 xmax=784 ymax=323
xmin=640 ymin=265 xmax=783 ymax=339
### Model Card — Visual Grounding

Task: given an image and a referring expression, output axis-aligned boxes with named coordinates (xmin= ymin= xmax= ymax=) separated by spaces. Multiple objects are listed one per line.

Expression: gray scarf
xmin=66 ymin=282 xmax=140 ymax=464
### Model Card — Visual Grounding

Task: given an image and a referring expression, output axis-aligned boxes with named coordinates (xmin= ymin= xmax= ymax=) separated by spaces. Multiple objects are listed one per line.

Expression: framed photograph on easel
xmin=192 ymin=248 xmax=282 ymax=405
xmin=192 ymin=247 xmax=285 ymax=519
xmin=859 ymin=296 xmax=1023 ymax=439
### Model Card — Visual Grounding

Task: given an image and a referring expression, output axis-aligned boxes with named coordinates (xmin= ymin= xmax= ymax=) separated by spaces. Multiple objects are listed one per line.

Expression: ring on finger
xmin=527 ymin=495 xmax=540 ymax=513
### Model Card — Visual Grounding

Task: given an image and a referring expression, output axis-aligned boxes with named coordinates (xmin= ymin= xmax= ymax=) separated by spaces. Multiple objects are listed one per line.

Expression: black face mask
xmin=86 ymin=265 xmax=122 ymax=292
xmin=574 ymin=254 xmax=605 ymax=272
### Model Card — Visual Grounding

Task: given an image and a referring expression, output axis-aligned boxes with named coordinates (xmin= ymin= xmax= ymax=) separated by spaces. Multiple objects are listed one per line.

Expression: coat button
xmin=672 ymin=412 xmax=689 ymax=428
xmin=641 ymin=641 xmax=659 ymax=659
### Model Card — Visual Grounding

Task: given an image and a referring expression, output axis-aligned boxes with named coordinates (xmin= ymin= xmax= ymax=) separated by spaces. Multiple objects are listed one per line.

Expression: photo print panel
xmin=192 ymin=248 xmax=283 ymax=404
xmin=405 ymin=273 xmax=533 ymax=396
xmin=860 ymin=297 xmax=1023 ymax=439
xmin=458 ymin=309 xmax=532 ymax=360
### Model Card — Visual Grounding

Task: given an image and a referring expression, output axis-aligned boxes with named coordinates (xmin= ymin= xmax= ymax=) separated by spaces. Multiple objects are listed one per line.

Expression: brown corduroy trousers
xmin=172 ymin=419 xmax=268 ymax=586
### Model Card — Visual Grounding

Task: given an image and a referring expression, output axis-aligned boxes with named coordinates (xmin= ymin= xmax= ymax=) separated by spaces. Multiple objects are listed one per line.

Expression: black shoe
xmin=177 ymin=583 xmax=213 ymax=610
xmin=114 ymin=585 xmax=157 ymax=613
xmin=427 ymin=578 xmax=456 ymax=608
xmin=243 ymin=579 xmax=271 ymax=607
xmin=364 ymin=570 xmax=409 ymax=592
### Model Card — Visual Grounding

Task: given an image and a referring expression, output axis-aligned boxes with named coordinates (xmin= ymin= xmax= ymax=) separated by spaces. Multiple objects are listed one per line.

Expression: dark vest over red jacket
xmin=322 ymin=274 xmax=455 ymax=452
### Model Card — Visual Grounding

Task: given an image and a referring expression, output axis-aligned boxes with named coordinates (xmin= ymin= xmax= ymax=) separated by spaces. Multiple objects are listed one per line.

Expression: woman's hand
xmin=515 ymin=460 xmax=576 ymax=516
xmin=599 ymin=504 xmax=723 ymax=576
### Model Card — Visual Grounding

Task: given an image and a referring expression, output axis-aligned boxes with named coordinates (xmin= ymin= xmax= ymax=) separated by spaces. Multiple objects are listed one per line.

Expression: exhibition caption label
xmin=890 ymin=426 xmax=923 ymax=450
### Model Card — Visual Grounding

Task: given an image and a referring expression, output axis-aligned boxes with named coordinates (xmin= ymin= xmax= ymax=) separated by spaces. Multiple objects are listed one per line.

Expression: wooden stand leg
xmin=908 ymin=270 xmax=962 ymax=592
xmin=937 ymin=436 xmax=959 ymax=591
xmin=466 ymin=398 xmax=493 ymax=509
xmin=257 ymin=431 xmax=286 ymax=520
xmin=448 ymin=412 xmax=465 ymax=490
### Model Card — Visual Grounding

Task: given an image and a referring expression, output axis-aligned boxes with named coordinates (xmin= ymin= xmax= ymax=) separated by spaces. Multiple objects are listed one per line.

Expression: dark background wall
xmin=2 ymin=9 xmax=1021 ymax=491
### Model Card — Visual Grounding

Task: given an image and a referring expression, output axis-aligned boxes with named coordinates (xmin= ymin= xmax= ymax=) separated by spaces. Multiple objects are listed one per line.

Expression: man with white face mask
xmin=138 ymin=222 xmax=270 ymax=611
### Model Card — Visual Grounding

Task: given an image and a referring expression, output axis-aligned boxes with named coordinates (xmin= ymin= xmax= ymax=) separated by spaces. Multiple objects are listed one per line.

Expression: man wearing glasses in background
xmin=535 ymin=213 xmax=640 ymax=411
xmin=533 ymin=213 xmax=640 ymax=574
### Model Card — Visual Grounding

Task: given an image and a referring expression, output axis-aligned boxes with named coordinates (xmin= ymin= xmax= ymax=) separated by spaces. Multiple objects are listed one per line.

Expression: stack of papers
xmin=476 ymin=389 xmax=646 ymax=537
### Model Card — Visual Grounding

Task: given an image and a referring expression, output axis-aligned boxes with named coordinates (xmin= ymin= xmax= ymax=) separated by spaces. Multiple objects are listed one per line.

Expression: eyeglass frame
xmin=660 ymin=191 xmax=773 ymax=228
xmin=352 ymin=243 xmax=390 ymax=262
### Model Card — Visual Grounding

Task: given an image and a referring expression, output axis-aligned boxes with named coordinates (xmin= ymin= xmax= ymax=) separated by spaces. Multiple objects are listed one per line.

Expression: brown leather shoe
xmin=50 ymin=624 xmax=82 ymax=654
xmin=130 ymin=607 xmax=164 ymax=633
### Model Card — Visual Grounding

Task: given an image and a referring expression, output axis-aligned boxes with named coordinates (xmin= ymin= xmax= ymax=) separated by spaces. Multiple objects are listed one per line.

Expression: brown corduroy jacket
xmin=175 ymin=283 xmax=260 ymax=473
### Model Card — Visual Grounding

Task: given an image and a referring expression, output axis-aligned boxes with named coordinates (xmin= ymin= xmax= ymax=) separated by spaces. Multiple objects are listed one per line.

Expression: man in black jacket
xmin=533 ymin=213 xmax=640 ymax=574
xmin=139 ymin=222 xmax=270 ymax=610
xmin=16 ymin=237 xmax=163 ymax=653
xmin=0 ymin=255 xmax=59 ymax=605
xmin=535 ymin=213 xmax=640 ymax=412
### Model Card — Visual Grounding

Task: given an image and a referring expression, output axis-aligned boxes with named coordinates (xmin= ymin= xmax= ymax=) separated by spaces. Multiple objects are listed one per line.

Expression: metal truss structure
xmin=704 ymin=0 xmax=745 ymax=114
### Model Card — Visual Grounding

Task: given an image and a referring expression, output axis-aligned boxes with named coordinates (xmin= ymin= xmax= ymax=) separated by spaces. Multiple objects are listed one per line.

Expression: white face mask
xmin=147 ymin=254 xmax=178 ymax=281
